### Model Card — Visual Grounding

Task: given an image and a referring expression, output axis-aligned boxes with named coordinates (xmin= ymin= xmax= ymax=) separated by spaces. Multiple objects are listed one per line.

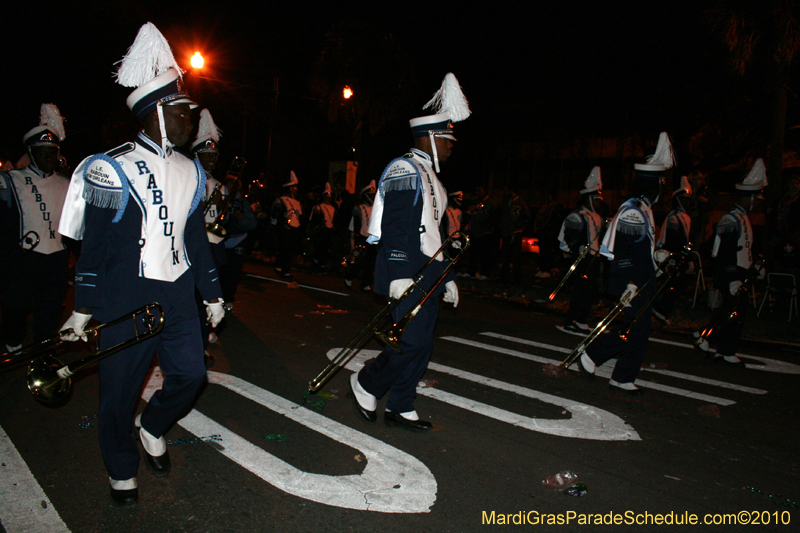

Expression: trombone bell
xmin=27 ymin=354 xmax=71 ymax=404
xmin=206 ymin=222 xmax=227 ymax=238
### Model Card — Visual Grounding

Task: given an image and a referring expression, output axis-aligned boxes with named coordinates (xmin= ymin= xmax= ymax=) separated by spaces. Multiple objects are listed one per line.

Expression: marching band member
xmin=652 ymin=175 xmax=694 ymax=325
xmin=348 ymin=73 xmax=469 ymax=431
xmin=0 ymin=104 xmax=69 ymax=352
xmin=695 ymin=159 xmax=767 ymax=365
xmin=445 ymin=190 xmax=463 ymax=236
xmin=578 ymin=132 xmax=675 ymax=396
xmin=557 ymin=166 xmax=604 ymax=333
xmin=270 ymin=171 xmax=303 ymax=278
xmin=345 ymin=180 xmax=376 ymax=291
xmin=191 ymin=109 xmax=226 ymax=352
xmin=58 ymin=23 xmax=223 ymax=505
xmin=308 ymin=182 xmax=336 ymax=269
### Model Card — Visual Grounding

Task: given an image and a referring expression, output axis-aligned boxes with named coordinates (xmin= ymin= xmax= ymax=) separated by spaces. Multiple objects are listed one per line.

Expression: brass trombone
xmin=694 ymin=258 xmax=763 ymax=347
xmin=619 ymin=245 xmax=692 ymax=341
xmin=308 ymin=232 xmax=470 ymax=393
xmin=0 ymin=303 xmax=165 ymax=403
xmin=558 ymin=255 xmax=667 ymax=370
xmin=549 ymin=244 xmax=593 ymax=301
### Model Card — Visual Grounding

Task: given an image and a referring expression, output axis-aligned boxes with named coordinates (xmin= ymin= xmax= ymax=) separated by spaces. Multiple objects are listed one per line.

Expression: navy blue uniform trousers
xmin=358 ymin=294 xmax=439 ymax=414
xmin=586 ymin=281 xmax=655 ymax=383
xmin=98 ymin=305 xmax=205 ymax=481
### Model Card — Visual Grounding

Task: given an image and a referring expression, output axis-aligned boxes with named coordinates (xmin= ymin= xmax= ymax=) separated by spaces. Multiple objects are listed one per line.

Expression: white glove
xmin=204 ymin=300 xmax=225 ymax=327
xmin=729 ymin=280 xmax=743 ymax=296
xmin=654 ymin=249 xmax=670 ymax=265
xmin=443 ymin=281 xmax=459 ymax=307
xmin=620 ymin=283 xmax=638 ymax=307
xmin=60 ymin=311 xmax=92 ymax=342
xmin=389 ymin=278 xmax=414 ymax=300
xmin=757 ymin=266 xmax=767 ymax=280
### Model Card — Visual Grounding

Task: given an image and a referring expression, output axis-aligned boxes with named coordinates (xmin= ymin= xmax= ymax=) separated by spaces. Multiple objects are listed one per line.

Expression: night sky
xmin=3 ymin=1 xmax=796 ymax=195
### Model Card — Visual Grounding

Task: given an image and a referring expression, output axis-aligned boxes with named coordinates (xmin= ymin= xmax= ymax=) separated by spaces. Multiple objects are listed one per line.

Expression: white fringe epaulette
xmin=615 ymin=206 xmax=648 ymax=236
xmin=380 ymin=157 xmax=420 ymax=196
xmin=114 ymin=22 xmax=182 ymax=88
xmin=716 ymin=214 xmax=738 ymax=234
xmin=564 ymin=212 xmax=584 ymax=230
xmin=81 ymin=154 xmax=130 ymax=219
xmin=423 ymin=73 xmax=471 ymax=123
xmin=40 ymin=103 xmax=66 ymax=141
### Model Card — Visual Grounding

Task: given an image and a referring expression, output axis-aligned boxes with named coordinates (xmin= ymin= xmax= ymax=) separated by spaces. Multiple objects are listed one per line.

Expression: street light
xmin=191 ymin=51 xmax=205 ymax=69
xmin=343 ymin=85 xmax=353 ymax=99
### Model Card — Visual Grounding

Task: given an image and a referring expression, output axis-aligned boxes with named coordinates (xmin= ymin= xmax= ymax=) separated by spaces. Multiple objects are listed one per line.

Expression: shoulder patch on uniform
xmin=376 ymin=157 xmax=422 ymax=208
xmin=716 ymin=213 xmax=738 ymax=233
xmin=564 ymin=212 xmax=584 ymax=229
xmin=615 ymin=205 xmax=647 ymax=236
xmin=105 ymin=142 xmax=135 ymax=158
xmin=82 ymin=153 xmax=130 ymax=221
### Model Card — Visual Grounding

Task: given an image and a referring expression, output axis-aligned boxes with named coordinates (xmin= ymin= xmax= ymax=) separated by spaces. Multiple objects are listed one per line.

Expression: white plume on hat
xmin=362 ymin=180 xmax=376 ymax=194
xmin=580 ymin=166 xmax=602 ymax=194
xmin=674 ymin=175 xmax=692 ymax=197
xmin=115 ymin=22 xmax=183 ymax=88
xmin=736 ymin=158 xmax=768 ymax=191
xmin=197 ymin=109 xmax=221 ymax=143
xmin=423 ymin=73 xmax=471 ymax=123
xmin=284 ymin=170 xmax=299 ymax=187
xmin=40 ymin=103 xmax=66 ymax=141
xmin=635 ymin=132 xmax=677 ymax=172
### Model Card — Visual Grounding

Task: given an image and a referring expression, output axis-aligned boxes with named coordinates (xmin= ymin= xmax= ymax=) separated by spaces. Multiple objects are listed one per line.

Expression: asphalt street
xmin=1 ymin=261 xmax=799 ymax=532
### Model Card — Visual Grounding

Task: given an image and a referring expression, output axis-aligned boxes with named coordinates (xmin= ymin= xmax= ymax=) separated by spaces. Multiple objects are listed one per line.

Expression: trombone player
xmin=577 ymin=132 xmax=675 ymax=396
xmin=57 ymin=24 xmax=224 ymax=505
xmin=557 ymin=166 xmax=604 ymax=333
xmin=694 ymin=159 xmax=767 ymax=365
xmin=348 ymin=73 xmax=470 ymax=431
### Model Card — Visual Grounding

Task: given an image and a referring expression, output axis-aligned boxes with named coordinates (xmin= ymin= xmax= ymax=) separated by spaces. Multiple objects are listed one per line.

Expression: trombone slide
xmin=308 ymin=232 xmax=470 ymax=393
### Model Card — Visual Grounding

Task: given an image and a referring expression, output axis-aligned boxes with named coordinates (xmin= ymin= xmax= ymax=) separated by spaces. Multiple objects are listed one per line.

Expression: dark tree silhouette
xmin=706 ymin=0 xmax=800 ymax=200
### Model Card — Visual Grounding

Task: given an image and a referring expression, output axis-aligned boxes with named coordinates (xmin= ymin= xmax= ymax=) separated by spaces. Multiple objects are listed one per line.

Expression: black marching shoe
xmin=109 ymin=478 xmax=138 ymax=506
xmin=384 ymin=411 xmax=433 ymax=432
xmin=142 ymin=446 xmax=171 ymax=477
xmin=137 ymin=420 xmax=171 ymax=477
xmin=577 ymin=353 xmax=595 ymax=381
xmin=110 ymin=487 xmax=138 ymax=506
xmin=347 ymin=375 xmax=377 ymax=423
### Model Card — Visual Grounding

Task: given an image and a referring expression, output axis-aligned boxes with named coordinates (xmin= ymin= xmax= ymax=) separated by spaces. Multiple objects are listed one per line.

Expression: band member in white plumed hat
xmin=578 ymin=132 xmax=676 ymax=395
xmin=695 ymin=158 xmax=767 ymax=365
xmin=270 ymin=170 xmax=303 ymax=278
xmin=652 ymin=175 xmax=695 ymax=325
xmin=348 ymin=73 xmax=470 ymax=431
xmin=1 ymin=103 xmax=70 ymax=353
xmin=557 ymin=166 xmax=605 ymax=333
xmin=57 ymin=22 xmax=223 ymax=506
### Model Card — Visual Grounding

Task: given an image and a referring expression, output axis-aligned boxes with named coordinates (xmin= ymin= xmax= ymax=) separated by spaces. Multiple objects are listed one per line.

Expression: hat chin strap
xmin=156 ymin=104 xmax=173 ymax=155
xmin=429 ymin=132 xmax=440 ymax=173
